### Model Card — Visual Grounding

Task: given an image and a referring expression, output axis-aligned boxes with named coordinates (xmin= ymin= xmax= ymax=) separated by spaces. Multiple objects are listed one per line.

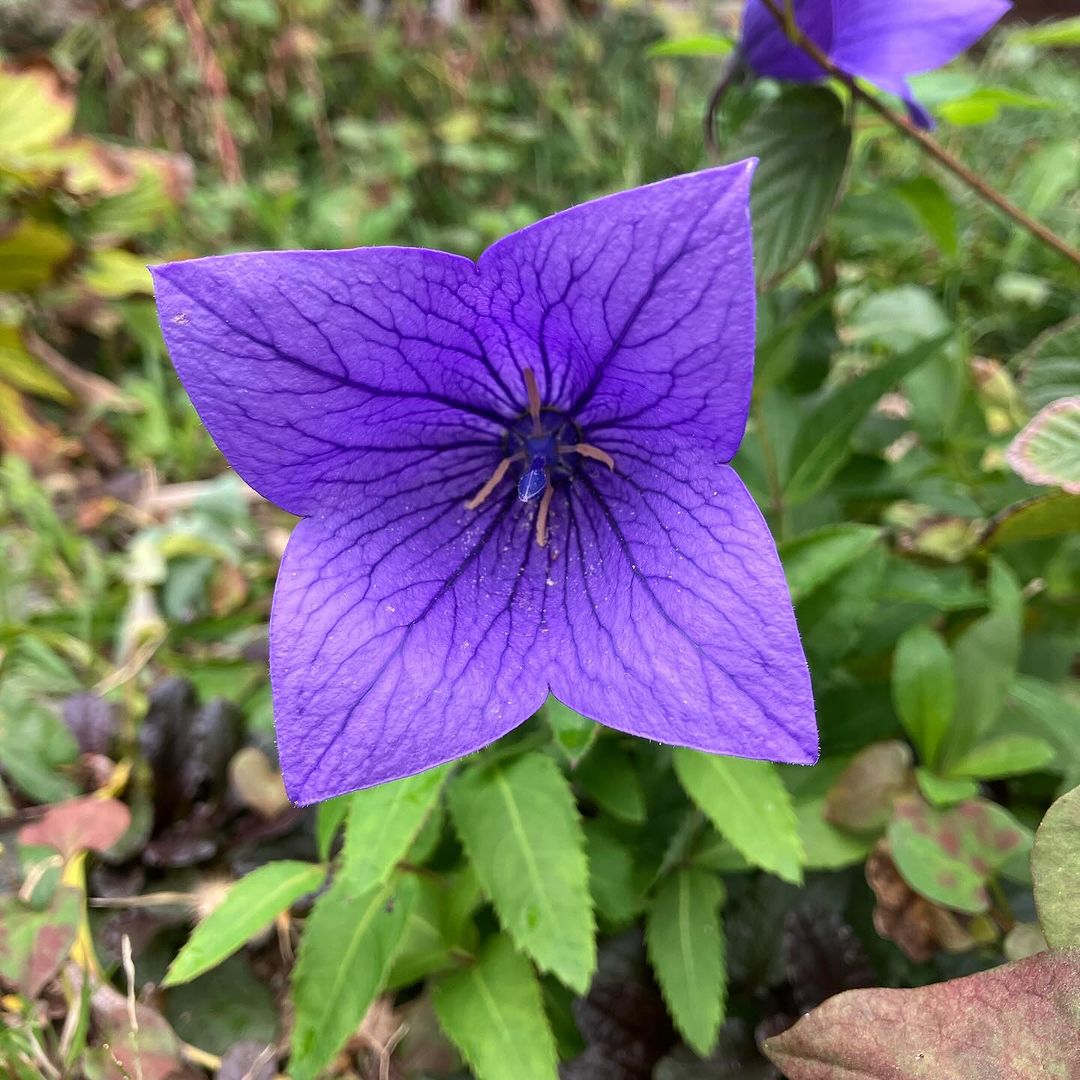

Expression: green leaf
xmin=0 ymin=220 xmax=74 ymax=292
xmin=0 ymin=61 xmax=75 ymax=159
xmin=1009 ymin=16 xmax=1080 ymax=47
xmin=944 ymin=562 xmax=1023 ymax=763
xmin=673 ymin=750 xmax=803 ymax=884
xmin=1032 ymin=783 xmax=1080 ymax=949
xmin=785 ymin=334 xmax=949 ymax=503
xmin=779 ymin=524 xmax=882 ymax=602
xmin=163 ymin=861 xmax=327 ymax=987
xmin=1017 ymin=316 xmax=1080 ymax=412
xmin=891 ymin=624 xmax=954 ymax=768
xmin=981 ymin=492 xmax=1080 ymax=549
xmin=314 ymin=795 xmax=350 ymax=862
xmin=585 ymin=822 xmax=642 ymax=925
xmin=915 ymin=768 xmax=978 ymax=808
xmin=645 ymin=868 xmax=726 ymax=1056
xmin=575 ymin=740 xmax=646 ymax=823
xmin=434 ymin=934 xmax=558 ymax=1080
xmin=726 ymin=86 xmax=852 ymax=286
xmin=449 ymin=754 xmax=595 ymax=992
xmin=888 ymin=796 xmax=1029 ymax=914
xmin=289 ymin=875 xmax=415 ymax=1080
xmin=544 ymin=697 xmax=597 ymax=765
xmin=340 ymin=764 xmax=448 ymax=894
xmin=795 ymin=798 xmax=873 ymax=870
xmin=646 ymin=34 xmax=734 ymax=58
xmin=892 ymin=176 xmax=958 ymax=257
xmin=948 ymin=735 xmax=1056 ymax=781
xmin=1007 ymin=396 xmax=1080 ymax=493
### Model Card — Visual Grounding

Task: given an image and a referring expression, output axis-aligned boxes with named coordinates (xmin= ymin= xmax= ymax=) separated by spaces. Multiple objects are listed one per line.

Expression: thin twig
xmin=754 ymin=0 xmax=1080 ymax=267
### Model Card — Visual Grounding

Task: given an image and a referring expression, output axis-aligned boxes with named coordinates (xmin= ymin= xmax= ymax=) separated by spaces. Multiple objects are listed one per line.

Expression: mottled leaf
xmin=764 ymin=949 xmax=1080 ymax=1080
xmin=85 ymin=979 xmax=185 ymax=1080
xmin=449 ymin=755 xmax=595 ymax=992
xmin=645 ymin=868 xmax=726 ymax=1056
xmin=0 ymin=886 xmax=80 ymax=997
xmin=674 ymin=749 xmax=803 ymax=884
xmin=163 ymin=861 xmax=326 ymax=986
xmin=888 ymin=795 xmax=1029 ymax=914
xmin=1033 ymin=783 xmax=1080 ymax=949
xmin=434 ymin=934 xmax=558 ymax=1080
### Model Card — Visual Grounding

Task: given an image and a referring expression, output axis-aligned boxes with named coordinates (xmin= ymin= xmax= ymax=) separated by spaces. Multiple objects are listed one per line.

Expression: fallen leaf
xmin=763 ymin=949 xmax=1080 ymax=1079
xmin=19 ymin=797 xmax=131 ymax=861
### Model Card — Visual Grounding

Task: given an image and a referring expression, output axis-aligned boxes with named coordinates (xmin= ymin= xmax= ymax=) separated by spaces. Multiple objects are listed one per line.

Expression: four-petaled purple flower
xmin=152 ymin=162 xmax=817 ymax=805
xmin=741 ymin=0 xmax=1012 ymax=129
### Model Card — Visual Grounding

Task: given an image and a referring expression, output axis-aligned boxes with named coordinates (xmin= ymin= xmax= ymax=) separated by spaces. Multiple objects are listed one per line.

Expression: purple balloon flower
xmin=151 ymin=162 xmax=816 ymax=804
xmin=741 ymin=0 xmax=1012 ymax=128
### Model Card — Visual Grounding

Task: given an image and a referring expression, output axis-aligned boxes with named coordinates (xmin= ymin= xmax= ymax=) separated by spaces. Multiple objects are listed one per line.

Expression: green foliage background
xmin=0 ymin=2 xmax=1078 ymax=1078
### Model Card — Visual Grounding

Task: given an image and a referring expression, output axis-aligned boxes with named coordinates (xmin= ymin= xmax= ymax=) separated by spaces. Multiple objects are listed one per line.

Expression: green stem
xmin=755 ymin=0 xmax=1080 ymax=268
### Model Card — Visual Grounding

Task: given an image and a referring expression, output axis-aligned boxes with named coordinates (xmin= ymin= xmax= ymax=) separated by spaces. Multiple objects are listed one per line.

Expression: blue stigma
xmin=518 ymin=458 xmax=547 ymax=502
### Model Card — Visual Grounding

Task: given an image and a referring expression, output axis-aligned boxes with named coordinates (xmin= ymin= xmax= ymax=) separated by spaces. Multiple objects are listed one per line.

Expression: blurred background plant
xmin=0 ymin=1 xmax=1078 ymax=1078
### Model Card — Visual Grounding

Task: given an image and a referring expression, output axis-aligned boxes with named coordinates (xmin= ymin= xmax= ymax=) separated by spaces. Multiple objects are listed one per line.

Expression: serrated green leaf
xmin=645 ymin=868 xmax=726 ymax=1056
xmin=948 ymin=735 xmax=1056 ymax=781
xmin=434 ymin=934 xmax=558 ymax=1080
xmin=786 ymin=334 xmax=949 ymax=504
xmin=163 ymin=861 xmax=326 ymax=987
xmin=449 ymin=755 xmax=595 ymax=992
xmin=892 ymin=624 xmax=954 ymax=768
xmin=673 ymin=750 xmax=803 ymax=884
xmin=1032 ymin=783 xmax=1080 ymax=949
xmin=289 ymin=875 xmax=415 ymax=1080
xmin=726 ymin=86 xmax=851 ymax=286
xmin=340 ymin=764 xmax=448 ymax=894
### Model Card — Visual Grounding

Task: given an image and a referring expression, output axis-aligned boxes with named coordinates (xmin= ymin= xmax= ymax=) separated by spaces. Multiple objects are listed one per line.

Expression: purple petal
xmin=544 ymin=451 xmax=816 ymax=766
xmin=478 ymin=162 xmax=758 ymax=463
xmin=271 ymin=502 xmax=551 ymax=804
xmin=741 ymin=0 xmax=1010 ymax=127
xmin=151 ymin=249 xmax=508 ymax=517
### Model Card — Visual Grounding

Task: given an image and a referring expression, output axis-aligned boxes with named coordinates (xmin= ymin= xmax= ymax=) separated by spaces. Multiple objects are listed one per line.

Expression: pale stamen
xmin=535 ymin=480 xmax=554 ymax=548
xmin=562 ymin=443 xmax=615 ymax=471
xmin=523 ymin=367 xmax=543 ymax=434
xmin=465 ymin=453 xmax=523 ymax=510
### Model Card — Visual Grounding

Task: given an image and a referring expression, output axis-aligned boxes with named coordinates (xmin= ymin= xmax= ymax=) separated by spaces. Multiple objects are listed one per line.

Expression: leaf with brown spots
xmin=0 ymin=887 xmax=80 ymax=998
xmin=763 ymin=949 xmax=1080 ymax=1080
xmin=887 ymin=795 xmax=1029 ymax=914
xmin=18 ymin=797 xmax=131 ymax=861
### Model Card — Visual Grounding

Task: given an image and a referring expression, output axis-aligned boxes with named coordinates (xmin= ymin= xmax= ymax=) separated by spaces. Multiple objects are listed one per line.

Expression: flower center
xmin=465 ymin=368 xmax=615 ymax=547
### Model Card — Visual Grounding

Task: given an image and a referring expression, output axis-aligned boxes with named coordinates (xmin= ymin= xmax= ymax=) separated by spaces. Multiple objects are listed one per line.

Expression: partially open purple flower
xmin=152 ymin=163 xmax=816 ymax=804
xmin=741 ymin=0 xmax=1012 ymax=128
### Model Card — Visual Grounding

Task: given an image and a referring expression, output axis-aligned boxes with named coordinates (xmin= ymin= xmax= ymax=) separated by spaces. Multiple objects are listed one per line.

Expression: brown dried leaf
xmin=764 ymin=949 xmax=1080 ymax=1080
xmin=823 ymin=741 xmax=914 ymax=833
